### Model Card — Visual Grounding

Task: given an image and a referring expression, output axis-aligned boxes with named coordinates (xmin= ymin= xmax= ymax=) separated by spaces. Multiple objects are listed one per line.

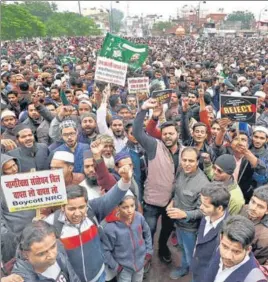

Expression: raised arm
xmin=133 ymin=98 xmax=158 ymax=160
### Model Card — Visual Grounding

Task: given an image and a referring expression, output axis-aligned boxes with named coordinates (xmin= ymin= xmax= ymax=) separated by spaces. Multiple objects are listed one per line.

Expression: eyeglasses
xmin=62 ymin=132 xmax=76 ymax=138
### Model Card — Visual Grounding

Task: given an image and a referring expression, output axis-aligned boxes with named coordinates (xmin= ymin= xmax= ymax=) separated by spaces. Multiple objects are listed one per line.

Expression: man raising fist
xmin=45 ymin=161 xmax=133 ymax=282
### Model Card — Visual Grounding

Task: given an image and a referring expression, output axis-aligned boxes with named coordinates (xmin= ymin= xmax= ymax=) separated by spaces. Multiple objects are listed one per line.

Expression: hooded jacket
xmin=12 ymin=242 xmax=81 ymax=282
xmin=102 ymin=211 xmax=153 ymax=273
xmin=1 ymin=154 xmax=36 ymax=262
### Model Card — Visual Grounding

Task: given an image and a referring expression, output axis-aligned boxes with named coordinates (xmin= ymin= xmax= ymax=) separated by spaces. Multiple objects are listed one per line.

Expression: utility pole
xmin=78 ymin=1 xmax=82 ymax=15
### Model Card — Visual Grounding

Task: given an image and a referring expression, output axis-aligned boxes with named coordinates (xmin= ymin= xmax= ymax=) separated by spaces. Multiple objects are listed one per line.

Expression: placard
xmin=1 ymin=170 xmax=67 ymax=212
xmin=95 ymin=56 xmax=128 ymax=87
xmin=220 ymin=95 xmax=257 ymax=124
xmin=151 ymin=89 xmax=173 ymax=105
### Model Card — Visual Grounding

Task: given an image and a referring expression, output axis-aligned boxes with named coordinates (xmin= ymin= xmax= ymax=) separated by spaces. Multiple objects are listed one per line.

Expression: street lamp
xmin=258 ymin=7 xmax=268 ymax=35
xmin=110 ymin=1 xmax=120 ymax=33
xmin=197 ymin=1 xmax=206 ymax=28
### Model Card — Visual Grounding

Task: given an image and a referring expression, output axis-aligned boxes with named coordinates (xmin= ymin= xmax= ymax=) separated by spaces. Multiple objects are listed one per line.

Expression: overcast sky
xmin=54 ymin=1 xmax=268 ymax=20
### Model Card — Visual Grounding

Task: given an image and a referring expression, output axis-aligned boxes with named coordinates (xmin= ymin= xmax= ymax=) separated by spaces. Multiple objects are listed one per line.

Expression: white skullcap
xmin=255 ymin=91 xmax=266 ymax=99
xmin=237 ymin=76 xmax=246 ymax=83
xmin=253 ymin=126 xmax=268 ymax=136
xmin=240 ymin=86 xmax=249 ymax=94
xmin=230 ymin=91 xmax=241 ymax=97
xmin=52 ymin=151 xmax=74 ymax=164
xmin=78 ymin=99 xmax=92 ymax=109
xmin=1 ymin=110 xmax=16 ymax=120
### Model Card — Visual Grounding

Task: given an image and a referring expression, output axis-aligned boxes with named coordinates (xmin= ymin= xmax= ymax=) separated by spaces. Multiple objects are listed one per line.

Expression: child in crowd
xmin=102 ymin=191 xmax=153 ymax=282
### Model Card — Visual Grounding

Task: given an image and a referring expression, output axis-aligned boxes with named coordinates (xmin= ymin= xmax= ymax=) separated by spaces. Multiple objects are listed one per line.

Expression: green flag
xmin=59 ymin=56 xmax=78 ymax=65
xmin=100 ymin=33 xmax=148 ymax=69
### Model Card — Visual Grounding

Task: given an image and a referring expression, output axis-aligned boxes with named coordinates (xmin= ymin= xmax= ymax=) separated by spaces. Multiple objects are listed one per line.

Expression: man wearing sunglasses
xmin=203 ymin=154 xmax=245 ymax=215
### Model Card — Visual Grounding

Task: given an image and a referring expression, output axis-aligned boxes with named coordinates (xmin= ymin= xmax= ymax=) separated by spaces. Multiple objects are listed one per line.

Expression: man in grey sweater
xmin=167 ymin=147 xmax=209 ymax=279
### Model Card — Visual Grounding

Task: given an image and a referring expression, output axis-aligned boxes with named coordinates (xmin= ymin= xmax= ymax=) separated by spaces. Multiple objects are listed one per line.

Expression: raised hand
xmin=141 ymin=98 xmax=158 ymax=110
xmin=118 ymin=164 xmax=133 ymax=183
xmin=90 ymin=139 xmax=104 ymax=158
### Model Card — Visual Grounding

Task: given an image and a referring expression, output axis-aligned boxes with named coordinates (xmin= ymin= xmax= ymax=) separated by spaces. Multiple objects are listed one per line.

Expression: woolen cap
xmin=215 ymin=154 xmax=236 ymax=175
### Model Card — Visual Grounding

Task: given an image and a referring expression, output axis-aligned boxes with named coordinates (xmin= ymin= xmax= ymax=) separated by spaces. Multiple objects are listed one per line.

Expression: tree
xmin=152 ymin=21 xmax=173 ymax=32
xmin=1 ymin=4 xmax=46 ymax=40
xmin=21 ymin=1 xmax=57 ymax=22
xmin=226 ymin=11 xmax=255 ymax=29
xmin=111 ymin=8 xmax=124 ymax=33
xmin=45 ymin=12 xmax=101 ymax=37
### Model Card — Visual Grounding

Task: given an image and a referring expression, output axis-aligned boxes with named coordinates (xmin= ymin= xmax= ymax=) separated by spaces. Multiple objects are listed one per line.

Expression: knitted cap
xmin=59 ymin=119 xmax=77 ymax=131
xmin=114 ymin=150 xmax=131 ymax=164
xmin=215 ymin=154 xmax=236 ymax=175
xmin=1 ymin=110 xmax=16 ymax=120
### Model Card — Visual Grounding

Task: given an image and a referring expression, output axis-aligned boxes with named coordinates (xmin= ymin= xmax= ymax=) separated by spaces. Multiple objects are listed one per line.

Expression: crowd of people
xmin=1 ymin=34 xmax=268 ymax=282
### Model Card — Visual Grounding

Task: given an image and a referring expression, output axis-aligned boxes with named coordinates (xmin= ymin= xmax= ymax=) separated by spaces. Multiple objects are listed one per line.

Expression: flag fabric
xmin=59 ymin=56 xmax=78 ymax=65
xmin=99 ymin=33 xmax=148 ymax=69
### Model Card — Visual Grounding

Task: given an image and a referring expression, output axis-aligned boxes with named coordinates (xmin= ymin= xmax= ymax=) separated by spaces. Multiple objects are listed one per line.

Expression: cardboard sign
xmin=220 ymin=95 xmax=257 ymax=124
xmin=128 ymin=77 xmax=149 ymax=94
xmin=1 ymin=170 xmax=67 ymax=212
xmin=151 ymin=89 xmax=173 ymax=105
xmin=95 ymin=56 xmax=128 ymax=87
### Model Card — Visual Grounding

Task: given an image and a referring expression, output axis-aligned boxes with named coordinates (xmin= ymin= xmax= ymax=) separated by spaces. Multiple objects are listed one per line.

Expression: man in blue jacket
xmin=191 ymin=182 xmax=230 ymax=282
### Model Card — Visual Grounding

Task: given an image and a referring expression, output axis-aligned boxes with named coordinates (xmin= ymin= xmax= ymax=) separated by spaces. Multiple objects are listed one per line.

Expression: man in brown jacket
xmin=240 ymin=185 xmax=268 ymax=265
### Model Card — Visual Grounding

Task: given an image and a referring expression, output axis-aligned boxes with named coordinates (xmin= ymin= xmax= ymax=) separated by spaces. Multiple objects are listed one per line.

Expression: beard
xmin=85 ymin=176 xmax=98 ymax=187
xmin=103 ymin=156 xmax=115 ymax=169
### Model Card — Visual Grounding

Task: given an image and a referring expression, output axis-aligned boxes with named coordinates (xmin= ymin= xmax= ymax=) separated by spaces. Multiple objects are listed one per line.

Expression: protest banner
xmin=128 ymin=77 xmax=149 ymax=96
xmin=1 ymin=169 xmax=67 ymax=212
xmin=220 ymin=95 xmax=257 ymax=124
xmin=151 ymin=89 xmax=173 ymax=105
xmin=95 ymin=56 xmax=128 ymax=87
xmin=100 ymin=33 xmax=148 ymax=69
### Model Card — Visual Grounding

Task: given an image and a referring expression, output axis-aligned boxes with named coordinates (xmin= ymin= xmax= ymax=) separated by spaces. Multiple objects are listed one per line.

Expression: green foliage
xmin=21 ymin=1 xmax=57 ymax=22
xmin=227 ymin=11 xmax=255 ymax=29
xmin=1 ymin=4 xmax=46 ymax=40
xmin=152 ymin=21 xmax=173 ymax=32
xmin=1 ymin=1 xmax=101 ymax=39
xmin=45 ymin=12 xmax=102 ymax=37
xmin=111 ymin=8 xmax=124 ymax=33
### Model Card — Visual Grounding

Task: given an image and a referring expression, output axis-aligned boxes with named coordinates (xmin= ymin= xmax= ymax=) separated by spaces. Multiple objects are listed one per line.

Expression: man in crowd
xmin=240 ymin=186 xmax=268 ymax=264
xmin=12 ymin=221 xmax=81 ymax=282
xmin=79 ymin=150 xmax=102 ymax=199
xmin=203 ymin=154 xmax=245 ymax=215
xmin=191 ymin=183 xmax=230 ymax=282
xmin=7 ymin=124 xmax=49 ymax=172
xmin=50 ymin=151 xmax=85 ymax=186
xmin=133 ymin=98 xmax=180 ymax=264
xmin=97 ymin=90 xmax=127 ymax=153
xmin=167 ymin=147 xmax=209 ymax=279
xmin=203 ymin=215 xmax=266 ymax=282
xmin=49 ymin=119 xmax=89 ymax=173
xmin=45 ymin=160 xmax=133 ymax=282
xmin=1 ymin=110 xmax=17 ymax=141
xmin=78 ymin=113 xmax=98 ymax=145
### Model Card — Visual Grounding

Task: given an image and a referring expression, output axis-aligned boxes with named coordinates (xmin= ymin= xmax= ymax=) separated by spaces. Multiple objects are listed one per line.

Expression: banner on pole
xmin=1 ymin=170 xmax=67 ymax=212
xmin=100 ymin=33 xmax=148 ymax=69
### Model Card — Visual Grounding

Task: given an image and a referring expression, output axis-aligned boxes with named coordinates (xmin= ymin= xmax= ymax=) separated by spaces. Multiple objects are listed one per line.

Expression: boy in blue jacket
xmin=102 ymin=191 xmax=153 ymax=282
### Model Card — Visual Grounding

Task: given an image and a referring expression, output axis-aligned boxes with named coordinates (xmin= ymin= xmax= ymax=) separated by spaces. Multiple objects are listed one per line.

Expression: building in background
xmin=82 ymin=7 xmax=109 ymax=35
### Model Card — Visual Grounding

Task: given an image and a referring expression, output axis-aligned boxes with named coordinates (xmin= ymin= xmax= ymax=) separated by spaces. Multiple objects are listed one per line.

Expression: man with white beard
xmin=96 ymin=134 xmax=116 ymax=170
